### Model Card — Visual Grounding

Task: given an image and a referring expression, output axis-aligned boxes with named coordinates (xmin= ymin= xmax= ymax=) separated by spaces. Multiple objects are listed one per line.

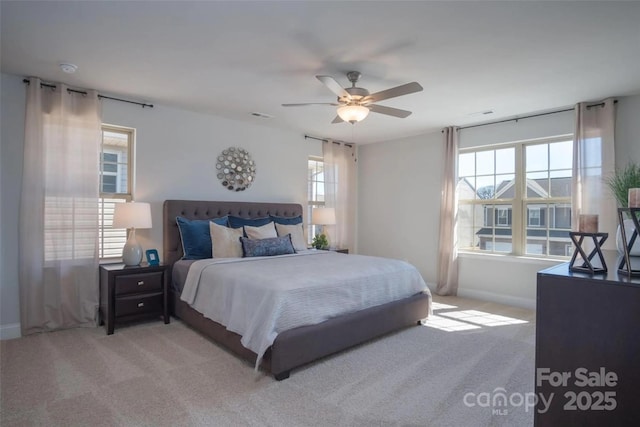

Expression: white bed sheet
xmin=181 ymin=251 xmax=430 ymax=367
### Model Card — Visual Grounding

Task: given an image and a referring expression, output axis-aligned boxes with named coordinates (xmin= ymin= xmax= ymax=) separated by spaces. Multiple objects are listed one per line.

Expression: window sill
xmin=458 ymin=250 xmax=567 ymax=266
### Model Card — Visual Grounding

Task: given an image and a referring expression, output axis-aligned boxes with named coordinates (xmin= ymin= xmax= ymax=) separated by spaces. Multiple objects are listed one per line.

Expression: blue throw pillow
xmin=270 ymin=215 xmax=303 ymax=225
xmin=228 ymin=215 xmax=272 ymax=229
xmin=176 ymin=216 xmax=228 ymax=260
xmin=240 ymin=235 xmax=295 ymax=257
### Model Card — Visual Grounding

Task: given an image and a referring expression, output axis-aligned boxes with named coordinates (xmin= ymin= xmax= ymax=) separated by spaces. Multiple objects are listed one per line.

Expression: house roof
xmin=475 ymin=176 xmax=572 ymax=199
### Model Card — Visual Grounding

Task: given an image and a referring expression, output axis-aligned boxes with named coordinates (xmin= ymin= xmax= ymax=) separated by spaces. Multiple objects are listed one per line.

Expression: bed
xmin=163 ymin=200 xmax=431 ymax=380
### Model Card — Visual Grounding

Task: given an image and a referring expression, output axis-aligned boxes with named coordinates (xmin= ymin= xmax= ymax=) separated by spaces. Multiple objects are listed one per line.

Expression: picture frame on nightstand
xmin=145 ymin=249 xmax=160 ymax=265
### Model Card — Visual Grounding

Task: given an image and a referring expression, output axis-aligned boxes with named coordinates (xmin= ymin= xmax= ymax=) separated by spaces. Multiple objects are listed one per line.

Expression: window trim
xmin=458 ymin=135 xmax=573 ymax=258
xmin=307 ymin=156 xmax=325 ymax=244
xmin=99 ymin=124 xmax=135 ymax=261
xmin=101 ymin=124 xmax=134 ymax=197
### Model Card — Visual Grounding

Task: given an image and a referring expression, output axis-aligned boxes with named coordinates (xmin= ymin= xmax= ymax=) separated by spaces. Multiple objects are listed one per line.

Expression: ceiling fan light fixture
xmin=337 ymin=104 xmax=369 ymax=123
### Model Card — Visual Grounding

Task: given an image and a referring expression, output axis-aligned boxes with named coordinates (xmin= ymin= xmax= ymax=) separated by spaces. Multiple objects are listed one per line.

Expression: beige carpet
xmin=1 ymin=296 xmax=535 ymax=426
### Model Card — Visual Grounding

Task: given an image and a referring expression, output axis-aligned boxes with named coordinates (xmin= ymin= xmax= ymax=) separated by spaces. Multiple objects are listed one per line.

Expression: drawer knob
xmin=137 ymin=281 xmax=144 ymax=286
xmin=137 ymin=302 xmax=145 ymax=308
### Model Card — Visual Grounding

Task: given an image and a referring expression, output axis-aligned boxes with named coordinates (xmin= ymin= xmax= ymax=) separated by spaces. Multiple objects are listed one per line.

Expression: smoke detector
xmin=250 ymin=112 xmax=273 ymax=119
xmin=59 ymin=63 xmax=78 ymax=74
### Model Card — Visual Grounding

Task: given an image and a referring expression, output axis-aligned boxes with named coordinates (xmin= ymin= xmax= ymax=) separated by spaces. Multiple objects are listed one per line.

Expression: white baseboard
xmin=0 ymin=323 xmax=21 ymax=340
xmin=457 ymin=288 xmax=536 ymax=310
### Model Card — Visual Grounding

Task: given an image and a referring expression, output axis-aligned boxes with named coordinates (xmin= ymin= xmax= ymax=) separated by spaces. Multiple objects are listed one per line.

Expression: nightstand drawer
xmin=115 ymin=293 xmax=163 ymax=317
xmin=115 ymin=272 xmax=162 ymax=295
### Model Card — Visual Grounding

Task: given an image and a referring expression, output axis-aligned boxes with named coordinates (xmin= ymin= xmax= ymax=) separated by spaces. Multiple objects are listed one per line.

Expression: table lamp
xmin=312 ymin=207 xmax=336 ymax=249
xmin=113 ymin=202 xmax=152 ymax=266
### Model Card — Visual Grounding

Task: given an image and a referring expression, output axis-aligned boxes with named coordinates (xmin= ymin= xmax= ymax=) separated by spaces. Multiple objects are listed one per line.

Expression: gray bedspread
xmin=180 ymin=251 xmax=431 ymax=368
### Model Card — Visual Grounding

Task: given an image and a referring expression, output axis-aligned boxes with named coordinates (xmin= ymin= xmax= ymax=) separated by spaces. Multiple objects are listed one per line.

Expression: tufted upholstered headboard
xmin=162 ymin=200 xmax=303 ymax=268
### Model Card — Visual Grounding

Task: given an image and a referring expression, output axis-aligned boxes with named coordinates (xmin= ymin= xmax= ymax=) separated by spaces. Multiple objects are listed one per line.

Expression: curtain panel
xmin=436 ymin=127 xmax=459 ymax=295
xmin=19 ymin=77 xmax=102 ymax=335
xmin=571 ymin=99 xmax=616 ymax=250
xmin=322 ymin=140 xmax=357 ymax=251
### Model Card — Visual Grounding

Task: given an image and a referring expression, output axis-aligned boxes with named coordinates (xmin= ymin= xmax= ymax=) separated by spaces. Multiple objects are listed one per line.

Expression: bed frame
xmin=163 ymin=200 xmax=431 ymax=380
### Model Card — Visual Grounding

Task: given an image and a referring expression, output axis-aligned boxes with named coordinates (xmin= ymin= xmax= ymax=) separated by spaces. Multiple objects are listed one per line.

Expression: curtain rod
xmin=304 ymin=134 xmax=354 ymax=147
xmin=457 ymin=108 xmax=572 ymax=131
xmin=23 ymin=79 xmax=154 ymax=109
xmin=455 ymin=99 xmax=617 ymax=131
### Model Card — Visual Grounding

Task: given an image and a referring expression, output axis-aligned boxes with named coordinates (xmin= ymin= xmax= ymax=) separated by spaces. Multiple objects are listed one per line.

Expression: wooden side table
xmin=99 ymin=263 xmax=169 ymax=335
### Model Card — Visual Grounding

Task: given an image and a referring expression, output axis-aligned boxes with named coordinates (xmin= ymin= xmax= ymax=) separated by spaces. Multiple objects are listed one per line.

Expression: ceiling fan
xmin=282 ymin=71 xmax=423 ymax=124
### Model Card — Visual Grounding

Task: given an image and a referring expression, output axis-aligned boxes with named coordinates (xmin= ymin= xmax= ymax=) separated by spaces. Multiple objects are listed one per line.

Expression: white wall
xmin=101 ymin=97 xmax=318 ymax=253
xmin=357 ymin=131 xmax=443 ymax=286
xmin=358 ymin=96 xmax=640 ymax=309
xmin=0 ymin=72 xmax=321 ymax=338
xmin=1 ymin=73 xmax=26 ymax=338
xmin=615 ymin=95 xmax=640 ymax=166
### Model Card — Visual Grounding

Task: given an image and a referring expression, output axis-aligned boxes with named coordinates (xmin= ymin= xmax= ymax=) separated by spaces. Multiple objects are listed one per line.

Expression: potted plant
xmin=312 ymin=233 xmax=329 ymax=250
xmin=606 ymin=162 xmax=640 ymax=254
xmin=606 ymin=163 xmax=640 ymax=207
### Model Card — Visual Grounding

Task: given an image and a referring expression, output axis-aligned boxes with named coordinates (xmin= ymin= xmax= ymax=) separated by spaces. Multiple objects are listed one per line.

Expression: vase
xmin=616 ymin=218 xmax=640 ymax=255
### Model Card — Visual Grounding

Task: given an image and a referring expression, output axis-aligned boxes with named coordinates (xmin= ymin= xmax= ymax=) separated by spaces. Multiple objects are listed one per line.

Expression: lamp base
xmin=122 ymin=229 xmax=143 ymax=266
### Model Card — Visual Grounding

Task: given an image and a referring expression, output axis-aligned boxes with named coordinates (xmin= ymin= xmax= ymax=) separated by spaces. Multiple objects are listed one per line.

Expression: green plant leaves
xmin=606 ymin=163 xmax=640 ymax=207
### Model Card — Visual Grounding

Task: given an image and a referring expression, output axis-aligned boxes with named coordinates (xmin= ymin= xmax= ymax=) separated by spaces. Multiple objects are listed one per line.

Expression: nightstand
xmin=318 ymin=248 xmax=349 ymax=254
xmin=99 ymin=263 xmax=169 ymax=335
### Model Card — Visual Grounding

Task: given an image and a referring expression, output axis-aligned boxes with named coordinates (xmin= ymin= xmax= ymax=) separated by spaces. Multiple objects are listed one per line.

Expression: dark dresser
xmin=535 ymin=250 xmax=640 ymax=426
xmin=99 ymin=263 xmax=169 ymax=334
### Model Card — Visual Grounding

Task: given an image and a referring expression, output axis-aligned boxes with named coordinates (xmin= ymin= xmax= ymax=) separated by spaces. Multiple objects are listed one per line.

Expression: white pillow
xmin=275 ymin=223 xmax=307 ymax=252
xmin=209 ymin=222 xmax=243 ymax=258
xmin=244 ymin=222 xmax=277 ymax=239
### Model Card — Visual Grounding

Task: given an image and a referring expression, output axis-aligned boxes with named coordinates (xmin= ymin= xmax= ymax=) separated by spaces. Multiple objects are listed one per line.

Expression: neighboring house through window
xmin=458 ymin=137 xmax=573 ymax=257
xmin=99 ymin=125 xmax=134 ymax=259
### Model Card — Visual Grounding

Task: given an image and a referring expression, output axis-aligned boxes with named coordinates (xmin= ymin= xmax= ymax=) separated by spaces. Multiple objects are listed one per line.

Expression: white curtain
xmin=323 ymin=140 xmax=357 ymax=251
xmin=19 ymin=77 xmax=102 ymax=335
xmin=436 ymin=127 xmax=459 ymax=295
xmin=572 ymin=99 xmax=616 ymax=249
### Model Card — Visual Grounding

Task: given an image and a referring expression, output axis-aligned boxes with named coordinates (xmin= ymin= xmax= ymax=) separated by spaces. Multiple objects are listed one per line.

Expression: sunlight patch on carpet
xmin=438 ymin=310 xmax=529 ymax=327
xmin=431 ymin=301 xmax=458 ymax=310
xmin=422 ymin=314 xmax=482 ymax=332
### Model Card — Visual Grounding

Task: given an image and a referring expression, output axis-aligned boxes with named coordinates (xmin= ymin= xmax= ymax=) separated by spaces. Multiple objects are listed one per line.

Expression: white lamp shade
xmin=337 ymin=105 xmax=369 ymax=123
xmin=113 ymin=202 xmax=152 ymax=229
xmin=312 ymin=207 xmax=336 ymax=225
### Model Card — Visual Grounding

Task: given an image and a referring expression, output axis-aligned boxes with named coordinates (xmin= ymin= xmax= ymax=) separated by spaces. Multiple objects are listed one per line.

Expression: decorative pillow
xmin=176 ymin=216 xmax=228 ymax=259
xmin=228 ymin=215 xmax=272 ymax=229
xmin=240 ymin=235 xmax=295 ymax=258
xmin=270 ymin=215 xmax=303 ymax=225
xmin=244 ymin=222 xmax=277 ymax=239
xmin=209 ymin=221 xmax=243 ymax=258
xmin=275 ymin=222 xmax=307 ymax=252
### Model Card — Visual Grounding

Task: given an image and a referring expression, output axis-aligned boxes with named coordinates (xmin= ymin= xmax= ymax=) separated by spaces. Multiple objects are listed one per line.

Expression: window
xmin=528 ymin=207 xmax=541 ymax=227
xmin=307 ymin=157 xmax=325 ymax=243
xmin=99 ymin=125 xmax=134 ymax=259
xmin=497 ymin=207 xmax=510 ymax=226
xmin=458 ymin=137 xmax=573 ymax=257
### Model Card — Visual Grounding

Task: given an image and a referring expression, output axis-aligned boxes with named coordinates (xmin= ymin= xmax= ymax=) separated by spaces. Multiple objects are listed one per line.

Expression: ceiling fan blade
xmin=331 ymin=115 xmax=344 ymax=124
xmin=282 ymin=103 xmax=339 ymax=107
xmin=365 ymin=82 xmax=423 ymax=103
xmin=368 ymin=104 xmax=412 ymax=118
xmin=316 ymin=75 xmax=351 ymax=99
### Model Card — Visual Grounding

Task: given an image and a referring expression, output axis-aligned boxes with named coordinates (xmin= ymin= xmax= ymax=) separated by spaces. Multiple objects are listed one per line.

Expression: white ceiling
xmin=2 ymin=1 xmax=640 ymax=144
